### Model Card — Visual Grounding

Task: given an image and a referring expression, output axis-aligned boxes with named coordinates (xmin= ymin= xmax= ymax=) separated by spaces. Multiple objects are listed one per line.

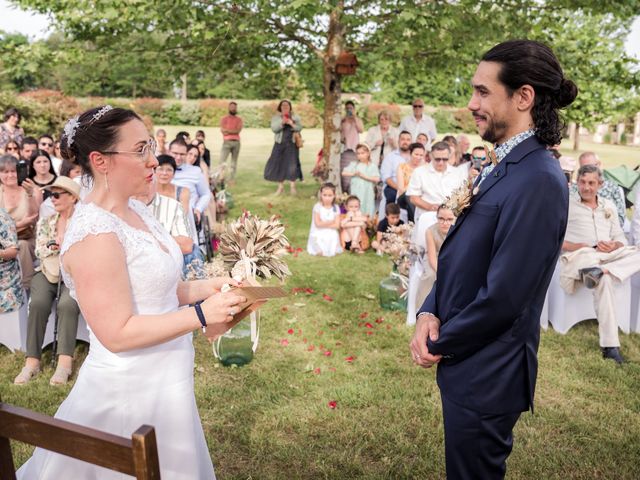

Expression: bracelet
xmin=417 ymin=311 xmax=436 ymax=321
xmin=194 ymin=301 xmax=207 ymax=333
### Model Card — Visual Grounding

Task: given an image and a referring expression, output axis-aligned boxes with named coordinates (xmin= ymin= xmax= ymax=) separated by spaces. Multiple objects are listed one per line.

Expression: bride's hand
xmin=207 ymin=276 xmax=241 ymax=292
xmin=200 ymin=291 xmax=246 ymax=326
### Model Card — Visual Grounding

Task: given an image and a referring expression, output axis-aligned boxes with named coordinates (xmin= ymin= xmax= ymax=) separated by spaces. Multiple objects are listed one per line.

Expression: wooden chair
xmin=0 ymin=399 xmax=160 ymax=479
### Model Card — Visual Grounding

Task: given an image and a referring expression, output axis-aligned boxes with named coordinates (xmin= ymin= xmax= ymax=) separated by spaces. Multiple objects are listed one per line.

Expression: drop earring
xmin=104 ymin=172 xmax=109 ymax=192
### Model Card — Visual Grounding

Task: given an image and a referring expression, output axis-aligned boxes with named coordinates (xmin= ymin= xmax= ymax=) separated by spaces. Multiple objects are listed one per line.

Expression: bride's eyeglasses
xmin=103 ymin=138 xmax=157 ymax=161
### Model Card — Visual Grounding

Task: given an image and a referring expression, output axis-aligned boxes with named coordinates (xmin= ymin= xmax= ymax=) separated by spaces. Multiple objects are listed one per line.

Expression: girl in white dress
xmin=307 ymin=182 xmax=342 ymax=257
xmin=17 ymin=106 xmax=246 ymax=479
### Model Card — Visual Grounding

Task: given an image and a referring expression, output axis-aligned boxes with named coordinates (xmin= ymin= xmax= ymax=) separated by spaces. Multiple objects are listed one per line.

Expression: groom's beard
xmin=481 ymin=118 xmax=509 ymax=144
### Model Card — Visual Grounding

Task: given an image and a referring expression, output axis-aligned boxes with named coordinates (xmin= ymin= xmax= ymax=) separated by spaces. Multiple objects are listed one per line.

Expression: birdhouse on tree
xmin=335 ymin=52 xmax=358 ymax=75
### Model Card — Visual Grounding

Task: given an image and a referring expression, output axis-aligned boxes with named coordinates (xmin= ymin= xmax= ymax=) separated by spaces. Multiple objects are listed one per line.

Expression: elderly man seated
xmin=560 ymin=165 xmax=640 ymax=364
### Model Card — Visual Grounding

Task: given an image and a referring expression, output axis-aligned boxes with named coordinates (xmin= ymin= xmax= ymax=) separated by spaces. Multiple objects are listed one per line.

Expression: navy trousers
xmin=441 ymin=395 xmax=521 ymax=480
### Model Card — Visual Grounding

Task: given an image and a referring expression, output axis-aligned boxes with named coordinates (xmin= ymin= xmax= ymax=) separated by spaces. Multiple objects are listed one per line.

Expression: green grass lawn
xmin=1 ymin=127 xmax=639 ymax=479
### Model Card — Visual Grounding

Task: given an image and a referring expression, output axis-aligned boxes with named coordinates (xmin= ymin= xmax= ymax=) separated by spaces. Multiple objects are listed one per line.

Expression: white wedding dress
xmin=17 ymin=199 xmax=216 ymax=479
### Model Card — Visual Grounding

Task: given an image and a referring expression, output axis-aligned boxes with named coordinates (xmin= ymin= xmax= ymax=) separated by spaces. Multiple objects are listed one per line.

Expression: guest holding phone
xmin=264 ymin=100 xmax=303 ymax=195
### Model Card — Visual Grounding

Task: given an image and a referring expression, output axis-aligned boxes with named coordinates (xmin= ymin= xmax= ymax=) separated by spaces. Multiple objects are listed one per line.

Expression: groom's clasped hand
xmin=409 ymin=313 xmax=442 ymax=368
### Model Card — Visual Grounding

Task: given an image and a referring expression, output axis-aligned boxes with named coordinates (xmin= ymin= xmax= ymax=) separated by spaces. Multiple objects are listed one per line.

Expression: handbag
xmin=293 ymin=131 xmax=304 ymax=149
xmin=41 ymin=254 xmax=61 ymax=284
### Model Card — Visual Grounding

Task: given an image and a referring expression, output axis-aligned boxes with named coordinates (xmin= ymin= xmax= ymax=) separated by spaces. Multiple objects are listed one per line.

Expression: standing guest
xmin=194 ymin=130 xmax=211 ymax=167
xmin=20 ymin=136 xmax=38 ymax=162
xmin=365 ymin=110 xmax=398 ymax=167
xmin=0 ymin=154 xmax=39 ymax=290
xmin=396 ymin=143 xmax=426 ymax=222
xmin=410 ymin=40 xmax=577 ymax=480
xmin=407 ymin=142 xmax=464 ymax=226
xmin=371 ymin=202 xmax=404 ymax=253
xmin=569 ymin=151 xmax=626 ymax=227
xmin=456 ymin=134 xmax=471 ymax=163
xmin=4 ymin=140 xmax=20 ymax=159
xmin=220 ymin=102 xmax=243 ymax=179
xmin=155 ymin=128 xmax=168 ymax=157
xmin=264 ymin=99 xmax=303 ymax=196
xmin=307 ymin=182 xmax=342 ymax=257
xmin=0 ymin=107 xmax=24 ymax=152
xmin=39 ymin=134 xmax=62 ymax=174
xmin=380 ymin=131 xmax=412 ymax=204
xmin=29 ymin=149 xmax=57 ymax=201
xmin=170 ymin=138 xmax=211 ymax=225
xmin=341 ymin=144 xmax=380 ymax=218
xmin=339 ymin=101 xmax=365 ymax=192
xmin=14 ymin=177 xmax=81 ymax=386
xmin=16 ymin=105 xmax=246 ymax=479
xmin=155 ymin=155 xmax=191 ymax=218
xmin=0 ymin=208 xmax=24 ymax=314
xmin=399 ymin=98 xmax=437 ymax=141
xmin=340 ymin=195 xmax=369 ymax=253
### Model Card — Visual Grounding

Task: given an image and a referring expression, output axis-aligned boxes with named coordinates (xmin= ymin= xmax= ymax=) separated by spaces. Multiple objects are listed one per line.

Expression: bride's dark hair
xmin=59 ymin=106 xmax=142 ymax=179
xmin=482 ymin=40 xmax=578 ymax=146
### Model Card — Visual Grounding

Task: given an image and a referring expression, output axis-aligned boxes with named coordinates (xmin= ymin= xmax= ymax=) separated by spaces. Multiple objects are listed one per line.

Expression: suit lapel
xmin=441 ymin=136 xmax=545 ymax=244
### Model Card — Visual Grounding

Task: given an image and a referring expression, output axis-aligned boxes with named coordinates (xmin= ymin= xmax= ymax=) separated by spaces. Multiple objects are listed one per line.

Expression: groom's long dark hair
xmin=482 ymin=40 xmax=578 ymax=146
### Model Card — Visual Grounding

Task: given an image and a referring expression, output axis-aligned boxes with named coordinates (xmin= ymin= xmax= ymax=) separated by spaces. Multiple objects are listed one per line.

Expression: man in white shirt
xmin=169 ymin=138 xmax=211 ymax=224
xmin=560 ymin=165 xmax=640 ymax=364
xmin=407 ymin=142 xmax=465 ymax=222
xmin=399 ymin=98 xmax=437 ymax=142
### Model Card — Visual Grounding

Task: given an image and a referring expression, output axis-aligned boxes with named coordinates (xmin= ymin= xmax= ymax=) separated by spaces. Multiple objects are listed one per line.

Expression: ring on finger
xmin=228 ymin=308 xmax=235 ymax=316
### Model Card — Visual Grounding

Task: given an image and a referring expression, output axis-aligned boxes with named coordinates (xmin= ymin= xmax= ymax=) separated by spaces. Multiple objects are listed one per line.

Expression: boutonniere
xmin=604 ymin=209 xmax=613 ymax=219
xmin=444 ymin=180 xmax=474 ymax=217
xmin=484 ymin=145 xmax=498 ymax=166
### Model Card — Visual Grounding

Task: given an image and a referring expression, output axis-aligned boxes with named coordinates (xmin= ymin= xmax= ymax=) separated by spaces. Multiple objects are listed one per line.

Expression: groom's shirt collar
xmin=494 ymin=129 xmax=535 ymax=163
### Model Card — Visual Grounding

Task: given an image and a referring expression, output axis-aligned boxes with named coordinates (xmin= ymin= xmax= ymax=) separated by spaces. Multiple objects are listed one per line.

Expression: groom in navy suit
xmin=410 ymin=40 xmax=578 ymax=479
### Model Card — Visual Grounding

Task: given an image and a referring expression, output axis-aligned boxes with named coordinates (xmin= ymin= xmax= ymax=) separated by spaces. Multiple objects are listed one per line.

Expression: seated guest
xmin=416 ymin=205 xmax=455 ymax=308
xmin=560 ymin=165 xmax=640 ymax=364
xmin=169 ymin=138 xmax=211 ymax=225
xmin=154 ymin=155 xmax=191 ymax=215
xmin=470 ymin=145 xmax=487 ymax=170
xmin=456 ymin=134 xmax=471 ymax=163
xmin=416 ymin=133 xmax=431 ymax=152
xmin=407 ymin=141 xmax=465 ymax=227
xmin=59 ymin=160 xmax=83 ymax=179
xmin=569 ymin=152 xmax=625 ymax=227
xmin=0 ymin=154 xmax=39 ymax=290
xmin=0 ymin=207 xmax=24 ymax=313
xmin=307 ymin=182 xmax=342 ymax=257
xmin=396 ymin=142 xmax=426 ymax=222
xmin=340 ymin=195 xmax=369 ymax=254
xmin=372 ymin=202 xmax=404 ymax=253
xmin=341 ymin=144 xmax=380 ymax=218
xmin=135 ymin=178 xmax=202 ymax=278
xmin=14 ymin=177 xmax=81 ymax=385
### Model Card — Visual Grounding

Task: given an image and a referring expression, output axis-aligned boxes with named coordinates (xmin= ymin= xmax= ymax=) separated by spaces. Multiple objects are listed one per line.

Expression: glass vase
xmin=379 ymin=268 xmax=408 ymax=311
xmin=213 ymin=311 xmax=259 ymax=367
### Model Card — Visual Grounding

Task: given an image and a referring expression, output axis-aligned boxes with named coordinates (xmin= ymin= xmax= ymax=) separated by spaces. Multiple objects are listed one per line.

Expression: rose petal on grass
xmin=365 ymin=322 xmax=374 ymax=329
xmin=328 ymin=400 xmax=337 ymax=409
xmin=375 ymin=317 xmax=384 ymax=324
xmin=366 ymin=331 xmax=373 ymax=336
xmin=281 ymin=306 xmax=289 ymax=312
xmin=305 ymin=288 xmax=316 ymax=294
xmin=322 ymin=294 xmax=333 ymax=302
xmin=359 ymin=312 xmax=369 ymax=319
xmin=287 ymin=328 xmax=294 ymax=335
xmin=303 ymin=338 xmax=308 ymax=343
xmin=323 ymin=350 xmax=332 ymax=357
xmin=345 ymin=356 xmax=355 ymax=363
xmin=313 ymin=367 xmax=321 ymax=374
xmin=280 ymin=339 xmax=289 ymax=346
xmin=308 ymin=345 xmax=315 ymax=351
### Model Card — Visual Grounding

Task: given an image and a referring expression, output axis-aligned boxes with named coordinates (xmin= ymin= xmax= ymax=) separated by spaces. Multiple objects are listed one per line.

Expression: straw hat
xmin=42 ymin=176 xmax=81 ymax=199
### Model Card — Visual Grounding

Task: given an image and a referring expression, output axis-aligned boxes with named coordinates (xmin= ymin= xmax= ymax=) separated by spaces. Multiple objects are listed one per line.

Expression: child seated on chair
xmin=340 ymin=195 xmax=369 ymax=254
xmin=371 ymin=202 xmax=404 ymax=254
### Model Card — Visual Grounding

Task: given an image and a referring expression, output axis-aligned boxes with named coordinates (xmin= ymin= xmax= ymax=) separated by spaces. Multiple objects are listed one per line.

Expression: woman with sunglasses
xmin=0 ymin=107 xmax=24 ymax=152
xmin=29 ymin=149 xmax=57 ymax=201
xmin=3 ymin=140 xmax=20 ymax=159
xmin=14 ymin=177 xmax=81 ymax=386
xmin=17 ymin=106 xmax=245 ymax=479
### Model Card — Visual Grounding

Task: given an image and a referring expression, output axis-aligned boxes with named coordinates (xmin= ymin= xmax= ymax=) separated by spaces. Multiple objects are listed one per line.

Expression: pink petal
xmin=328 ymin=400 xmax=337 ymax=409
xmin=280 ymin=339 xmax=289 ymax=346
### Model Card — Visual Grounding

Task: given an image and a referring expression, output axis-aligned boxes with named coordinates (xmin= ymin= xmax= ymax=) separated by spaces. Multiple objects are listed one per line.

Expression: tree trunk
xmin=181 ymin=74 xmax=188 ymax=102
xmin=321 ymin=3 xmax=345 ymax=192
xmin=573 ymin=123 xmax=580 ymax=151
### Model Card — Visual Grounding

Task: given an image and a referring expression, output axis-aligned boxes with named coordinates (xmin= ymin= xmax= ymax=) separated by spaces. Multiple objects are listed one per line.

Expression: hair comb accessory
xmin=63 ymin=115 xmax=80 ymax=147
xmin=90 ymin=105 xmax=114 ymax=124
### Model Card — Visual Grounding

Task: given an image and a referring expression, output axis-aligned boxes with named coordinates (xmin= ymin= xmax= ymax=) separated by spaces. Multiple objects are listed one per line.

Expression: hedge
xmin=0 ymin=90 xmax=478 ymax=139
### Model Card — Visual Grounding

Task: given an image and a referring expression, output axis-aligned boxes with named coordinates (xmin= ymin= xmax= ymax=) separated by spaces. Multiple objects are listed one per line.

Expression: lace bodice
xmin=60 ymin=199 xmax=183 ymax=315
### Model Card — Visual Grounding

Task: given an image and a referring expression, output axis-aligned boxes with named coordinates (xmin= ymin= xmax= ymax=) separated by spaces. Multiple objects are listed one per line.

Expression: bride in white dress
xmin=17 ymin=106 xmax=245 ymax=479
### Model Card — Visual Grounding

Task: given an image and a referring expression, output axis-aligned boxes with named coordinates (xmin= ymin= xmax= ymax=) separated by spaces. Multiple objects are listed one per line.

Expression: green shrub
xmin=177 ymin=102 xmax=202 ymax=125
xmin=603 ymin=132 xmax=612 ymax=144
xmin=452 ymin=108 xmax=476 ymax=134
xmin=295 ymin=103 xmax=322 ymax=129
xmin=431 ymin=109 xmax=457 ymax=134
xmin=132 ymin=97 xmax=165 ymax=119
xmin=199 ymin=99 xmax=228 ymax=127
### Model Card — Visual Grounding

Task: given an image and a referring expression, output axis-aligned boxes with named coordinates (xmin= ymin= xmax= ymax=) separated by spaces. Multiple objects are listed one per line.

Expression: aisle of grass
xmin=1 ymin=128 xmax=639 ymax=479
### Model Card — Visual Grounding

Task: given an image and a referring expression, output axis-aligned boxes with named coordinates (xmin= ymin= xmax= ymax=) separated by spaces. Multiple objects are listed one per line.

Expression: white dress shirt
xmin=379 ymin=149 xmax=407 ymax=187
xmin=406 ymin=163 xmax=465 ymax=219
xmin=399 ymin=115 xmax=437 ymax=142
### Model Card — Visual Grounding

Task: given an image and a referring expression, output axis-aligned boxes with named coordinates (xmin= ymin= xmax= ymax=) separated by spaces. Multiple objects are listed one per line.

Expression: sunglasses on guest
xmin=412 ymin=104 xmax=424 ymax=109
xmin=472 ymin=155 xmax=486 ymax=161
xmin=432 ymin=156 xmax=449 ymax=162
xmin=40 ymin=142 xmax=53 ymax=147
xmin=50 ymin=191 xmax=71 ymax=199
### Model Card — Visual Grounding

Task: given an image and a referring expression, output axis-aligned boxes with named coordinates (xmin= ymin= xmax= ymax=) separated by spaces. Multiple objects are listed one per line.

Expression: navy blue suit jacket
xmin=420 ymin=135 xmax=568 ymax=415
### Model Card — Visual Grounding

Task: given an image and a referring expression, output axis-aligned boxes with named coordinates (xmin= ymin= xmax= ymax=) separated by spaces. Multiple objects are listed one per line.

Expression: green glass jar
xmin=379 ymin=268 xmax=408 ymax=311
xmin=213 ymin=312 xmax=258 ymax=367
